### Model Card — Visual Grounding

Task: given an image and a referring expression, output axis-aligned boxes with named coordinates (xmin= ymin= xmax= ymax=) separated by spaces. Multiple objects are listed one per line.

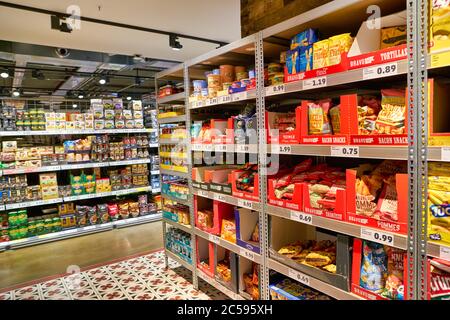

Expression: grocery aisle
xmin=0 ymin=222 xmax=163 ymax=290
xmin=0 ymin=250 xmax=227 ymax=300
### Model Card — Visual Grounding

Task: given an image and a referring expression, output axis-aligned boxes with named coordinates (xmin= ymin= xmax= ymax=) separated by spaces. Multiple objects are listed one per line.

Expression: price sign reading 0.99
xmin=361 ymin=228 xmax=395 ymax=246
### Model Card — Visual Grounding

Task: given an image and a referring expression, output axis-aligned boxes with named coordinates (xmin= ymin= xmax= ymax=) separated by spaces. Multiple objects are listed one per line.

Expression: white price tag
xmin=213 ymin=193 xmax=226 ymax=202
xmin=192 ymin=144 xmax=202 ymax=152
xmin=288 ymin=269 xmax=310 ymax=286
xmin=215 ymin=144 xmax=228 ymax=152
xmin=272 ymin=145 xmax=292 ymax=154
xmin=290 ymin=211 xmax=313 ymax=225
xmin=219 ymin=95 xmax=232 ymax=104
xmin=116 ymin=220 xmax=126 ymax=225
xmin=266 ymin=84 xmax=286 ymax=96
xmin=240 ymin=248 xmax=256 ymax=261
xmin=198 ymin=190 xmax=209 ymax=198
xmin=232 ymin=92 xmax=248 ymax=102
xmin=442 ymin=147 xmax=450 ymax=162
xmin=440 ymin=246 xmax=450 ymax=261
xmin=236 ymin=144 xmax=249 ymax=153
xmin=361 ymin=228 xmax=395 ymax=246
xmin=83 ymin=226 xmax=96 ymax=232
xmin=208 ymin=234 xmax=220 ymax=244
xmin=193 ymin=101 xmax=203 ymax=108
xmin=238 ymin=199 xmax=253 ymax=210
xmin=206 ymin=98 xmax=218 ymax=106
xmin=203 ymin=144 xmax=213 ymax=152
xmin=363 ymin=62 xmax=398 ymax=80
xmin=331 ymin=146 xmax=360 ymax=157
xmin=303 ymin=76 xmax=327 ymax=90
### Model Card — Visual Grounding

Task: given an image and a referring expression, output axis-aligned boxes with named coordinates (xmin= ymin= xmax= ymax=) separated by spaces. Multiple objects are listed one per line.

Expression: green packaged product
xmin=27 ymin=220 xmax=36 ymax=236
xmin=8 ymin=227 xmax=19 ymax=240
xmin=52 ymin=217 xmax=62 ymax=232
xmin=17 ymin=210 xmax=27 ymax=225
xmin=44 ymin=218 xmax=53 ymax=234
xmin=18 ymin=225 xmax=28 ymax=239
xmin=8 ymin=212 xmax=18 ymax=227
xmin=35 ymin=219 xmax=45 ymax=235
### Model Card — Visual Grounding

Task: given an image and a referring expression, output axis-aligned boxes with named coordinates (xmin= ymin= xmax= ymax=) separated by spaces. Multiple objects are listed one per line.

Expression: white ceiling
xmin=0 ymin=0 xmax=241 ymax=62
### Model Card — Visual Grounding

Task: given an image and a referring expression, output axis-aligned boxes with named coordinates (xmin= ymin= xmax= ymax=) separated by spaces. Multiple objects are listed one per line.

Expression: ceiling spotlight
xmin=78 ymin=93 xmax=84 ymax=99
xmin=0 ymin=69 xmax=9 ymax=79
xmin=12 ymin=89 xmax=21 ymax=97
xmin=32 ymin=69 xmax=45 ymax=80
xmin=98 ymin=76 xmax=109 ymax=85
xmin=169 ymin=34 xmax=183 ymax=51
xmin=72 ymin=104 xmax=78 ymax=109
xmin=127 ymin=96 xmax=132 ymax=101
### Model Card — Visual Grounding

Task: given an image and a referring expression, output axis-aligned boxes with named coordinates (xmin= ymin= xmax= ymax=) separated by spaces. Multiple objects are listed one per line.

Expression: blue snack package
xmin=290 ymin=28 xmax=318 ymax=50
xmin=286 ymin=45 xmax=313 ymax=74
xmin=360 ymin=241 xmax=388 ymax=293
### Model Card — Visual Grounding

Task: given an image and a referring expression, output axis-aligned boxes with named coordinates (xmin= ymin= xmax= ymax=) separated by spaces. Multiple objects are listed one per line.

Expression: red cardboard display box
xmin=427 ymin=258 xmax=450 ymax=300
xmin=300 ymin=95 xmax=353 ymax=145
xmin=197 ymin=237 xmax=215 ymax=278
xmin=303 ymin=183 xmax=347 ymax=221
xmin=351 ymin=238 xmax=407 ymax=300
xmin=346 ymin=167 xmax=408 ymax=235
xmin=194 ymin=196 xmax=235 ymax=236
xmin=347 ymin=92 xmax=408 ymax=146
xmin=231 ymin=170 xmax=259 ymax=202
xmin=267 ymin=178 xmax=303 ymax=211
xmin=428 ymin=78 xmax=450 ymax=146
xmin=266 ymin=108 xmax=302 ymax=144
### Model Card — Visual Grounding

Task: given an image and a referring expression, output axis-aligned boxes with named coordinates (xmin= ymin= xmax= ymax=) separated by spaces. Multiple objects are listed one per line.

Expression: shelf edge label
xmin=360 ymin=227 xmax=395 ymax=246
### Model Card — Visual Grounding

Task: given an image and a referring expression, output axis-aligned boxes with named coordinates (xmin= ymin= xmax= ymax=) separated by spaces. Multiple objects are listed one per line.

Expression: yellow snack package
xmin=428 ymin=193 xmax=450 ymax=245
xmin=431 ymin=1 xmax=450 ymax=52
xmin=313 ymin=39 xmax=329 ymax=70
xmin=328 ymin=33 xmax=353 ymax=66
xmin=380 ymin=26 xmax=407 ymax=49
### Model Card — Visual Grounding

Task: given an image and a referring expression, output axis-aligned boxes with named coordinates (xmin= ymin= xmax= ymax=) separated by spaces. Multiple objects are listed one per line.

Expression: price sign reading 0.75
xmin=331 ymin=146 xmax=360 ymax=158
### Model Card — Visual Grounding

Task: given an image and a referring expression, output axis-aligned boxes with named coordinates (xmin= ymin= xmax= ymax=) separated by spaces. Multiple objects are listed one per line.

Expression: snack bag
xmin=381 ymin=246 xmax=405 ymax=300
xmin=328 ymin=33 xmax=353 ymax=66
xmin=430 ymin=258 xmax=450 ymax=300
xmin=380 ymin=26 xmax=407 ymax=49
xmin=290 ymin=28 xmax=318 ymax=50
xmin=308 ymin=103 xmax=324 ymax=135
xmin=313 ymin=39 xmax=329 ymax=69
xmin=374 ymin=89 xmax=406 ymax=135
xmin=329 ymin=105 xmax=341 ymax=134
xmin=221 ymin=219 xmax=236 ymax=243
xmin=360 ymin=241 xmax=387 ymax=293
xmin=376 ymin=179 xmax=399 ymax=222
xmin=431 ymin=1 xmax=450 ymax=52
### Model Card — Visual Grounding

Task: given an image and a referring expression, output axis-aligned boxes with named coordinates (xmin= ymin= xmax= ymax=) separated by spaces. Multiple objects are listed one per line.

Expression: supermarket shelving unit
xmin=0 ymin=98 xmax=162 ymax=251
xmin=157 ymin=0 xmax=446 ymax=300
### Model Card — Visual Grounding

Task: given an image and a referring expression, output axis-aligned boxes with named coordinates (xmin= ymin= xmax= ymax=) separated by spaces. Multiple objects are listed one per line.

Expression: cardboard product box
xmin=210 ymin=119 xmax=229 ymax=144
xmin=231 ymin=169 xmax=259 ymax=202
xmin=428 ymin=78 xmax=450 ymax=146
xmin=427 ymin=258 xmax=450 ymax=300
xmin=238 ymin=257 xmax=260 ymax=300
xmin=348 ymin=93 xmax=408 ymax=146
xmin=235 ymin=208 xmax=260 ymax=254
xmin=347 ymin=10 xmax=407 ymax=70
xmin=215 ymin=245 xmax=239 ymax=293
xmin=302 ymin=183 xmax=347 ymax=221
xmin=346 ymin=165 xmax=408 ymax=235
xmin=267 ymin=174 xmax=303 ymax=211
xmin=269 ymin=216 xmax=351 ymax=291
xmin=208 ymin=167 xmax=236 ymax=195
xmin=266 ymin=107 xmax=302 ymax=144
xmin=197 ymin=237 xmax=215 ymax=278
xmin=300 ymin=95 xmax=351 ymax=145
xmin=194 ymin=196 xmax=234 ymax=236
xmin=351 ymin=238 xmax=407 ymax=300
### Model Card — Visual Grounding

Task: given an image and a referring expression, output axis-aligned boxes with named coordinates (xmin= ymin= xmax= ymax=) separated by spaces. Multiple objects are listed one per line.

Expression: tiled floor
xmin=0 ymin=250 xmax=227 ymax=300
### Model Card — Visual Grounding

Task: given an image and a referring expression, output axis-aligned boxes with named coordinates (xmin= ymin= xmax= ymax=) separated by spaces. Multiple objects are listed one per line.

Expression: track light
xmin=78 ymin=93 xmax=84 ymax=99
xmin=72 ymin=104 xmax=78 ymax=109
xmin=169 ymin=34 xmax=183 ymax=51
xmin=12 ymin=89 xmax=21 ymax=97
xmin=0 ymin=69 xmax=9 ymax=79
xmin=99 ymin=76 xmax=109 ymax=85
xmin=32 ymin=69 xmax=45 ymax=80
xmin=127 ymin=96 xmax=132 ymax=101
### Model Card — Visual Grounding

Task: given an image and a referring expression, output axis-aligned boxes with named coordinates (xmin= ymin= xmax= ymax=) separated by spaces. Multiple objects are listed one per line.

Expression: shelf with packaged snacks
xmin=165 ymin=248 xmax=194 ymax=271
xmin=4 ymin=198 xmax=63 ymax=211
xmin=192 ymin=188 xmax=260 ymax=211
xmin=267 ymin=258 xmax=362 ymax=300
xmin=196 ymin=269 xmax=246 ymax=301
xmin=195 ymin=227 xmax=262 ymax=264
xmin=163 ymin=217 xmax=193 ymax=234
xmin=0 ymin=213 xmax=161 ymax=251
xmin=266 ymin=204 xmax=407 ymax=250
xmin=157 ymin=92 xmax=186 ymax=105
xmin=189 ymin=90 xmax=257 ymax=110
xmin=161 ymin=193 xmax=190 ymax=206
xmin=191 ymin=143 xmax=258 ymax=154
xmin=159 ymin=138 xmax=188 ymax=145
xmin=1 ymin=159 xmax=153 ymax=176
xmin=158 ymin=115 xmax=187 ymax=125
xmin=63 ymin=186 xmax=152 ymax=203
xmin=0 ymin=129 xmax=154 ymax=137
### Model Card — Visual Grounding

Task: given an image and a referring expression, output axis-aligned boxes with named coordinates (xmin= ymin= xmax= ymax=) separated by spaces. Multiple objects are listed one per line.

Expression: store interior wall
xmin=0 ymin=0 xmax=242 ymax=62
xmin=241 ymin=0 xmax=332 ymax=37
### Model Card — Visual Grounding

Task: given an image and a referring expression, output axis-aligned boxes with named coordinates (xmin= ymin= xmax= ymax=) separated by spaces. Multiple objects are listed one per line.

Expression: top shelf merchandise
xmin=156 ymin=0 xmax=450 ymax=301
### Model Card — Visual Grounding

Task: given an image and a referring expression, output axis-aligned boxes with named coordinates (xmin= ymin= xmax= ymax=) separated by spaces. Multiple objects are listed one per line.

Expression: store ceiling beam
xmin=0 ymin=1 xmax=228 ymax=47
xmin=12 ymin=56 xmax=27 ymax=91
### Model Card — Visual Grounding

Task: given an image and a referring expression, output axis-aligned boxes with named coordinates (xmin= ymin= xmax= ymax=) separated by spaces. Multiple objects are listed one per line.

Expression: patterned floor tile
xmin=0 ymin=250 xmax=228 ymax=300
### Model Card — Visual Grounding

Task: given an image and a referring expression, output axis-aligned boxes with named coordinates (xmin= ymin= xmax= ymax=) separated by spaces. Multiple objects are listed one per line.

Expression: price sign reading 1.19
xmin=303 ymin=76 xmax=327 ymax=90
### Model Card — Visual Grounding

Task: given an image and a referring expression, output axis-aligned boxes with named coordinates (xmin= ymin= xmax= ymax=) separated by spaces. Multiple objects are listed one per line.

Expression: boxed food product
xmin=240 ymin=260 xmax=260 ymax=300
xmin=429 ymin=258 xmax=450 ymax=300
xmin=351 ymin=238 xmax=406 ymax=300
xmin=270 ymin=216 xmax=351 ymax=291
xmin=231 ymin=163 xmax=259 ymax=201
xmin=220 ymin=218 xmax=236 ymax=243
xmin=428 ymin=162 xmax=450 ymax=245
xmin=286 ymin=45 xmax=313 ymax=75
xmin=313 ymin=39 xmax=329 ymax=70
xmin=215 ymin=247 xmax=239 ymax=293
xmin=430 ymin=1 xmax=450 ymax=53
xmin=266 ymin=107 xmax=302 ymax=144
xmin=328 ymin=33 xmax=353 ymax=66
xmin=270 ymin=277 xmax=331 ymax=300
xmin=346 ymin=161 xmax=408 ymax=234
xmin=195 ymin=196 xmax=234 ymax=235
xmin=290 ymin=28 xmax=318 ymax=50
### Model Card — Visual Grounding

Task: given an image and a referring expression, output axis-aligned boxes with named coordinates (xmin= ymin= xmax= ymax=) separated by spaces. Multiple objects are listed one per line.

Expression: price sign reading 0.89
xmin=363 ymin=62 xmax=398 ymax=80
